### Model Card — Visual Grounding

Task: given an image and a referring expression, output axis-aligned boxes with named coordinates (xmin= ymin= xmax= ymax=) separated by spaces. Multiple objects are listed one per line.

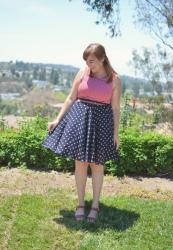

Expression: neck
xmin=91 ymin=69 xmax=107 ymax=78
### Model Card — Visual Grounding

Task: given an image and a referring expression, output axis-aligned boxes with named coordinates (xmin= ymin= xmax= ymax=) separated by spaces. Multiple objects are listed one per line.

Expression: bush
xmin=0 ymin=115 xmax=173 ymax=177
xmin=0 ymin=115 xmax=74 ymax=171
xmin=118 ymin=128 xmax=173 ymax=176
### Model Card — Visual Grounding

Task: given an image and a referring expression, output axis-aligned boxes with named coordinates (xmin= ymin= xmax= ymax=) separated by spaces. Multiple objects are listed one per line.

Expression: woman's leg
xmin=74 ymin=160 xmax=88 ymax=217
xmin=87 ymin=163 xmax=104 ymax=219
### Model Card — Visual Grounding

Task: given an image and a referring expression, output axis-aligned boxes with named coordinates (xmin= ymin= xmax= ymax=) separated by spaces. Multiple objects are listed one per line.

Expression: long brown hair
xmin=83 ymin=43 xmax=118 ymax=83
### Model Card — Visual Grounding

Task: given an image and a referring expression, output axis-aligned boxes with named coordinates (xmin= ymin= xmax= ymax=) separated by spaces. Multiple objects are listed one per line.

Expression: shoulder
xmin=71 ymin=66 xmax=89 ymax=91
xmin=74 ymin=68 xmax=84 ymax=80
xmin=75 ymin=66 xmax=89 ymax=82
xmin=112 ymin=72 xmax=121 ymax=91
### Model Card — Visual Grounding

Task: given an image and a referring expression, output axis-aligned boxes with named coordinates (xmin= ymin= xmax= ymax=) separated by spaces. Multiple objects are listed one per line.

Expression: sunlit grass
xmin=0 ymin=188 xmax=172 ymax=250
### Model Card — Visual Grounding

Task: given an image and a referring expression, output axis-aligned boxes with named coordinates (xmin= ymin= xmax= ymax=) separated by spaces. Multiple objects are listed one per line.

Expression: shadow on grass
xmin=53 ymin=200 xmax=139 ymax=232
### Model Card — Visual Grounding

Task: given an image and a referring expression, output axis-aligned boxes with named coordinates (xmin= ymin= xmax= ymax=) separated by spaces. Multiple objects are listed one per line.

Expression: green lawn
xmin=0 ymin=188 xmax=173 ymax=250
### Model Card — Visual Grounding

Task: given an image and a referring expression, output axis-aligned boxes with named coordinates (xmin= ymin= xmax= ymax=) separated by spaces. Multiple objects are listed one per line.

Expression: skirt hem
xmin=43 ymin=144 xmax=119 ymax=166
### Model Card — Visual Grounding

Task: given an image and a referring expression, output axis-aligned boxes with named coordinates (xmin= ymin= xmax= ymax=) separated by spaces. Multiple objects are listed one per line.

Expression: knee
xmin=75 ymin=160 xmax=89 ymax=170
xmin=90 ymin=163 xmax=104 ymax=172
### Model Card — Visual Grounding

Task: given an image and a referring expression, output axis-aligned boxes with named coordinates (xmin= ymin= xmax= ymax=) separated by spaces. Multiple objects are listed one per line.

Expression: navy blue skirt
xmin=42 ymin=99 xmax=119 ymax=165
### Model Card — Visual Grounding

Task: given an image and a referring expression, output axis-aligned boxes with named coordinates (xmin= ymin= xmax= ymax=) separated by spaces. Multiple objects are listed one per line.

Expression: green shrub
xmin=155 ymin=140 xmax=173 ymax=174
xmin=0 ymin=115 xmax=74 ymax=171
xmin=0 ymin=115 xmax=173 ymax=177
xmin=118 ymin=128 xmax=173 ymax=176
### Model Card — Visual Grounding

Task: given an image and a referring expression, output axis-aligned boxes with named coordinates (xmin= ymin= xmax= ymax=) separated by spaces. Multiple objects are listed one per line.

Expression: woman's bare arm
xmin=53 ymin=68 xmax=84 ymax=124
xmin=111 ymin=75 xmax=122 ymax=137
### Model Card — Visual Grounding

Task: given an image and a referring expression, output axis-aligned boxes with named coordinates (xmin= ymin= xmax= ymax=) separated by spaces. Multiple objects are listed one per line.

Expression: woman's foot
xmin=87 ymin=207 xmax=100 ymax=222
xmin=75 ymin=205 xmax=85 ymax=221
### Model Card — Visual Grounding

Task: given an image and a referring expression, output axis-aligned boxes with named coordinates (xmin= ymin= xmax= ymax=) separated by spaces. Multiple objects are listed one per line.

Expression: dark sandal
xmin=87 ymin=207 xmax=100 ymax=222
xmin=75 ymin=205 xmax=85 ymax=221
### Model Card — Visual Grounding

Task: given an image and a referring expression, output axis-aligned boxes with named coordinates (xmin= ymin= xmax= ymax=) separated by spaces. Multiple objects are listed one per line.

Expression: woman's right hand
xmin=48 ymin=121 xmax=59 ymax=134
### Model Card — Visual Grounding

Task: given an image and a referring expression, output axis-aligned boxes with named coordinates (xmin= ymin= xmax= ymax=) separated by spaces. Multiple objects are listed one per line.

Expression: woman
xmin=42 ymin=43 xmax=121 ymax=222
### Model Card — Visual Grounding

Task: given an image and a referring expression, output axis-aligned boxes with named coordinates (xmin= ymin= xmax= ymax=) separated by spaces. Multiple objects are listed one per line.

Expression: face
xmin=86 ymin=54 xmax=104 ymax=73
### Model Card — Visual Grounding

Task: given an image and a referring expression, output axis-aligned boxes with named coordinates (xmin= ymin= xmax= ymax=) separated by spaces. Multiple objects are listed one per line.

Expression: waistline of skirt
xmin=76 ymin=98 xmax=111 ymax=106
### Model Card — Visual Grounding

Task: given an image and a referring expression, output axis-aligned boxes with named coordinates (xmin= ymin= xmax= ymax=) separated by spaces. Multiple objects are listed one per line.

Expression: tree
xmin=33 ymin=68 xmax=38 ymax=80
xmin=25 ymin=77 xmax=33 ymax=89
xmin=122 ymin=80 xmax=127 ymax=96
xmin=69 ymin=0 xmax=121 ymax=37
xmin=39 ymin=68 xmax=46 ymax=81
xmin=10 ymin=64 xmax=15 ymax=75
xmin=129 ymin=45 xmax=173 ymax=95
xmin=70 ymin=0 xmax=173 ymax=50
xmin=157 ymin=44 xmax=173 ymax=92
xmin=131 ymin=81 xmax=140 ymax=97
xmin=134 ymin=0 xmax=173 ymax=50
xmin=50 ymin=68 xmax=59 ymax=85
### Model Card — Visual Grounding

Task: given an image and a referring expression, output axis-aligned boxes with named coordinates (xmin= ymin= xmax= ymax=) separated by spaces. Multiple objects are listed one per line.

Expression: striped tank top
xmin=77 ymin=68 xmax=115 ymax=104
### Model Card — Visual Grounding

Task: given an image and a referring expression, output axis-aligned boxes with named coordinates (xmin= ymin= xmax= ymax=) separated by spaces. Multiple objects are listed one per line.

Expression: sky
xmin=0 ymin=0 xmax=158 ymax=77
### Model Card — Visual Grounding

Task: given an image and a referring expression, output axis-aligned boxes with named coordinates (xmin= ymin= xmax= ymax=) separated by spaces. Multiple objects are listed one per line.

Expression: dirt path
xmin=0 ymin=168 xmax=172 ymax=200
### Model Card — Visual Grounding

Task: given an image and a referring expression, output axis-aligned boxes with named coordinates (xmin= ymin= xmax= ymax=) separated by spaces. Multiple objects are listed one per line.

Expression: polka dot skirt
xmin=42 ymin=99 xmax=119 ymax=165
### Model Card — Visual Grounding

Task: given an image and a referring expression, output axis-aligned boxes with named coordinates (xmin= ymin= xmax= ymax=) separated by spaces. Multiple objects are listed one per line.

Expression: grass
xmin=0 ymin=187 xmax=173 ymax=250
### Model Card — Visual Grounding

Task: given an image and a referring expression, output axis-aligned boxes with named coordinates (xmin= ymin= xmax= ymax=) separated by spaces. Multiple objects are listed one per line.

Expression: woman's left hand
xmin=114 ymin=134 xmax=120 ymax=150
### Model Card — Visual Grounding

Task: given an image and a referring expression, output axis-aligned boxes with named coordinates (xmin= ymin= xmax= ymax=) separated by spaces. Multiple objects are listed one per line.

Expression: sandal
xmin=87 ymin=207 xmax=100 ymax=222
xmin=74 ymin=205 xmax=85 ymax=221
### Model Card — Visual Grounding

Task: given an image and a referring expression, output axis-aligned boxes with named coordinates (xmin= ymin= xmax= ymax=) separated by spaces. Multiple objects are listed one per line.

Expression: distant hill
xmin=1 ymin=60 xmax=171 ymax=97
xmin=0 ymin=61 xmax=79 ymax=72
